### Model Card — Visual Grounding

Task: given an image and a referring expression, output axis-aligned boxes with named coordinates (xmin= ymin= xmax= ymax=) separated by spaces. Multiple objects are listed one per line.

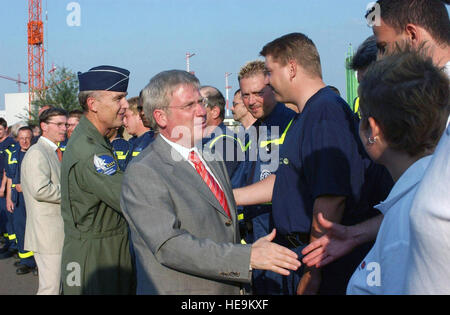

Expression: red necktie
xmin=56 ymin=148 xmax=63 ymax=162
xmin=188 ymin=151 xmax=231 ymax=219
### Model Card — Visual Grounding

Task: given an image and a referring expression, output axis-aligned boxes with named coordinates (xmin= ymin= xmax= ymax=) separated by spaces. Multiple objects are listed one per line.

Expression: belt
xmin=285 ymin=232 xmax=310 ymax=248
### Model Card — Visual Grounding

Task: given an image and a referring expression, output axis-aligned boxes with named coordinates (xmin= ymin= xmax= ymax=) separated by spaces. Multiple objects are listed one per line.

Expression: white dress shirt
xmin=160 ymin=134 xmax=223 ymax=190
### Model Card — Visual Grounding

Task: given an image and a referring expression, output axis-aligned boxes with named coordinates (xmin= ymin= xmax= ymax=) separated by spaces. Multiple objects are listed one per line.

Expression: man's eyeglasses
xmin=168 ymin=98 xmax=208 ymax=111
xmin=46 ymin=122 xmax=67 ymax=128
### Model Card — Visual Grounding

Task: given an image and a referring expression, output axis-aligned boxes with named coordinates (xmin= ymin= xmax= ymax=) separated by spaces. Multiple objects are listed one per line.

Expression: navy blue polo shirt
xmin=244 ymin=102 xmax=296 ymax=221
xmin=201 ymin=122 xmax=256 ymax=190
xmin=272 ymin=86 xmax=391 ymax=236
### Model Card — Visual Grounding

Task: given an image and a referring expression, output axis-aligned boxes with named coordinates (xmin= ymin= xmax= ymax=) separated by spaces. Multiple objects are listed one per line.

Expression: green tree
xmin=20 ymin=66 xmax=80 ymax=125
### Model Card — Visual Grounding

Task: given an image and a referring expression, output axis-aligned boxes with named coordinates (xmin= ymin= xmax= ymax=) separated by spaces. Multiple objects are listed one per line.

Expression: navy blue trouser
xmin=13 ymin=192 xmax=36 ymax=267
xmin=1 ymin=196 xmax=17 ymax=251
xmin=0 ymin=197 xmax=7 ymax=239
xmin=251 ymin=212 xmax=306 ymax=295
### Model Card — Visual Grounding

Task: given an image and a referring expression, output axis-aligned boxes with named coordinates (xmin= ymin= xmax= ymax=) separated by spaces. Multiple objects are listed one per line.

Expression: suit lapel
xmin=154 ymin=136 xmax=231 ymax=220
xmin=37 ymin=137 xmax=61 ymax=178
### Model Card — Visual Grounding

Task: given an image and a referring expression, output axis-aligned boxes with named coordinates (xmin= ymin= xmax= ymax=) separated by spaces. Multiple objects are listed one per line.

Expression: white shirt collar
xmin=40 ymin=136 xmax=59 ymax=151
xmin=160 ymin=134 xmax=198 ymax=161
xmin=375 ymin=155 xmax=432 ymax=215
xmin=159 ymin=134 xmax=222 ymax=189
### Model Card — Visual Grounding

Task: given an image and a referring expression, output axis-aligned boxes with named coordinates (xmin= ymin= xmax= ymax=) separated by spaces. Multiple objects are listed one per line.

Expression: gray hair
xmin=78 ymin=90 xmax=98 ymax=111
xmin=141 ymin=70 xmax=200 ymax=130
xmin=10 ymin=122 xmax=28 ymax=138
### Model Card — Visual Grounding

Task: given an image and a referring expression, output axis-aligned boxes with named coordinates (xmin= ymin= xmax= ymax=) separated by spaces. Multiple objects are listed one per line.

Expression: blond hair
xmin=127 ymin=96 xmax=140 ymax=115
xmin=238 ymin=60 xmax=267 ymax=82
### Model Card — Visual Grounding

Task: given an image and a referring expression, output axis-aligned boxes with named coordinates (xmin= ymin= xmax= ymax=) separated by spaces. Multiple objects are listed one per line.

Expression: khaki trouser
xmin=34 ymin=253 xmax=62 ymax=295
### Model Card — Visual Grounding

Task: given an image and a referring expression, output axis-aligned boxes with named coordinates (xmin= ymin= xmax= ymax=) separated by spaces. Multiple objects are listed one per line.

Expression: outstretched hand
xmin=301 ymin=213 xmax=355 ymax=268
xmin=251 ymin=229 xmax=301 ymax=276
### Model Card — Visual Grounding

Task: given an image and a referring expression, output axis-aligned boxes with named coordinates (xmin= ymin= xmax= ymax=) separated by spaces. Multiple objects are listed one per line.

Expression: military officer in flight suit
xmin=60 ymin=65 xmax=135 ymax=295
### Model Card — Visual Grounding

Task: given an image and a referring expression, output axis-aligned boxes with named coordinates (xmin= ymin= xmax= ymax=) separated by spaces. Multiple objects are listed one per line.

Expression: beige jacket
xmin=22 ymin=137 xmax=64 ymax=254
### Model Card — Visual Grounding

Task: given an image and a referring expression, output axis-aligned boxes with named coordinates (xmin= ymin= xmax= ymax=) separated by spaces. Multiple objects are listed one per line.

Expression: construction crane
xmin=28 ymin=0 xmax=45 ymax=115
xmin=0 ymin=74 xmax=27 ymax=93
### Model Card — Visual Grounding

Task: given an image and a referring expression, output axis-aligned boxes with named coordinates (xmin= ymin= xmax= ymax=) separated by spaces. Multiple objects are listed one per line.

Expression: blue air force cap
xmin=78 ymin=65 xmax=130 ymax=92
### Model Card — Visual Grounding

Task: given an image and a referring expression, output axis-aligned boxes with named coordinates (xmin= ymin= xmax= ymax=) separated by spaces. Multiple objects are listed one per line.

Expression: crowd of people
xmin=0 ymin=0 xmax=449 ymax=295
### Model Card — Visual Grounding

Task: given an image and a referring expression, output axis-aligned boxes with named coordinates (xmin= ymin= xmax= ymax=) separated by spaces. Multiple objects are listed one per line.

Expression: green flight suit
xmin=60 ymin=116 xmax=135 ymax=295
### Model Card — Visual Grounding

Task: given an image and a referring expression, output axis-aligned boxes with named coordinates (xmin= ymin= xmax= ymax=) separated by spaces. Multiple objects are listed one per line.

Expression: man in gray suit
xmin=22 ymin=108 xmax=67 ymax=294
xmin=120 ymin=70 xmax=301 ymax=295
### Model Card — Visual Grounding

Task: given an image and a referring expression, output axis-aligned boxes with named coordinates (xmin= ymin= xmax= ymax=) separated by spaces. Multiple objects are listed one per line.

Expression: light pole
xmin=225 ymin=72 xmax=232 ymax=118
xmin=186 ymin=52 xmax=196 ymax=73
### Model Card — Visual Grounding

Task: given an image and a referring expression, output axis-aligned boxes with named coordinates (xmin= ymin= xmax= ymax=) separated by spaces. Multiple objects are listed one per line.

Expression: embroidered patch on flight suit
xmin=93 ymin=155 xmax=118 ymax=175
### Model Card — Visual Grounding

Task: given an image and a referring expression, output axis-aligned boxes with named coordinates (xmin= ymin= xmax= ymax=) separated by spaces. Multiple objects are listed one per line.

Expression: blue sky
xmin=1 ymin=0 xmax=378 ymax=111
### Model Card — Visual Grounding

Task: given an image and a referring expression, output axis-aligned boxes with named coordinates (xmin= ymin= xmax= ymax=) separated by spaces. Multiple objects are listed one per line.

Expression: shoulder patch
xmin=94 ymin=154 xmax=117 ymax=175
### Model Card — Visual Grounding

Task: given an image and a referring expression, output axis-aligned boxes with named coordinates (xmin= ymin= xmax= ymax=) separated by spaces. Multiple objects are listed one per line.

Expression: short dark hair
xmin=18 ymin=126 xmax=33 ymax=136
xmin=373 ymin=0 xmax=450 ymax=45
xmin=200 ymin=86 xmax=226 ymax=120
xmin=350 ymin=36 xmax=378 ymax=71
xmin=39 ymin=107 xmax=68 ymax=125
xmin=359 ymin=46 xmax=449 ymax=157
xmin=260 ymin=32 xmax=322 ymax=79
xmin=234 ymin=89 xmax=241 ymax=96
xmin=68 ymin=109 xmax=83 ymax=120
xmin=0 ymin=118 xmax=7 ymax=129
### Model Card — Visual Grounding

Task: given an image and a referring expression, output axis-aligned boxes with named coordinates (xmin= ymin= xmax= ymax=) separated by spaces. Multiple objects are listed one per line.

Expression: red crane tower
xmin=27 ymin=0 xmax=45 ymax=115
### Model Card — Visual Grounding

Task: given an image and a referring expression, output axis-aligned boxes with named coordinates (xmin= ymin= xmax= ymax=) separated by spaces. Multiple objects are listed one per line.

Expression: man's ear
xmin=288 ymin=59 xmax=297 ymax=80
xmin=405 ymin=23 xmax=421 ymax=46
xmin=40 ymin=122 xmax=48 ymax=134
xmin=211 ymin=106 xmax=221 ymax=120
xmin=86 ymin=95 xmax=98 ymax=113
xmin=153 ymin=109 xmax=167 ymax=129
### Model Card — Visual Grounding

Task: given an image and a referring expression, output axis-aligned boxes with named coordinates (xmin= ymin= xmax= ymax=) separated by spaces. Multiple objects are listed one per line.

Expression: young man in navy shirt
xmin=238 ymin=60 xmax=297 ymax=294
xmin=123 ymin=97 xmax=154 ymax=169
xmin=235 ymin=33 xmax=392 ymax=295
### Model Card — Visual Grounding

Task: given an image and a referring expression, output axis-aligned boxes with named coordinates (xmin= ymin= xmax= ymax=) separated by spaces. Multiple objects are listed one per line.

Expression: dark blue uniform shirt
xmin=272 ymin=86 xmax=393 ymax=294
xmin=111 ymin=137 xmax=132 ymax=171
xmin=272 ymin=86 xmax=392 ymax=235
xmin=127 ymin=130 xmax=155 ymax=168
xmin=244 ymin=102 xmax=296 ymax=221
xmin=0 ymin=137 xmax=16 ymax=183
xmin=201 ymin=122 xmax=250 ymax=188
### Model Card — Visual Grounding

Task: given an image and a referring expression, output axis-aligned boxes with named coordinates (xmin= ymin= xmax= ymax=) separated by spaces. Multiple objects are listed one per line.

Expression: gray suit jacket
xmin=21 ymin=137 xmax=64 ymax=254
xmin=120 ymin=135 xmax=252 ymax=295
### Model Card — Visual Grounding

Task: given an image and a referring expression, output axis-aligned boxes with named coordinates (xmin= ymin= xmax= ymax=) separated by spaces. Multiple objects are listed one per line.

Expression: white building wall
xmin=1 ymin=93 xmax=29 ymax=126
